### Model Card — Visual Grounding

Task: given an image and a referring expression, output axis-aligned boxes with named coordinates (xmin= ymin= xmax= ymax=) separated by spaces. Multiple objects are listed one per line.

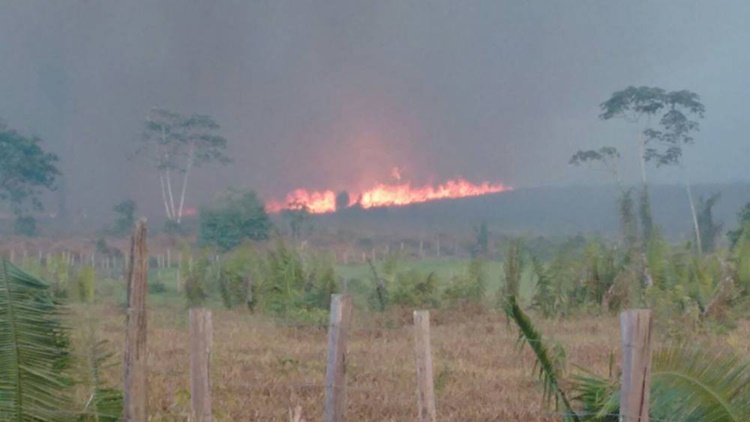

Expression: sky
xmin=0 ymin=1 xmax=748 ymax=219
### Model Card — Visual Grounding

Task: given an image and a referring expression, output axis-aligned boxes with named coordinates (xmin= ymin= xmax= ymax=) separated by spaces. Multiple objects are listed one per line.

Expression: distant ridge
xmin=313 ymin=183 xmax=750 ymax=240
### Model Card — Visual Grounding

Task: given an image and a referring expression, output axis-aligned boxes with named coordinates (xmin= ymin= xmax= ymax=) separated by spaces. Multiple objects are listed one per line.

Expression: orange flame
xmin=266 ymin=178 xmax=511 ymax=214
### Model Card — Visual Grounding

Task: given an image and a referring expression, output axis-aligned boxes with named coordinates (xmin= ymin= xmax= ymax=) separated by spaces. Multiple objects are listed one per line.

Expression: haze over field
xmin=0 ymin=1 xmax=748 ymax=220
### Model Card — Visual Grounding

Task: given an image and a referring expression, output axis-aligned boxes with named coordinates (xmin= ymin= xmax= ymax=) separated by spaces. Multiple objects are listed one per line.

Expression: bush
xmin=148 ymin=279 xmax=167 ymax=294
xmin=213 ymin=245 xmax=258 ymax=309
xmin=199 ymin=189 xmax=271 ymax=251
xmin=391 ymin=270 xmax=441 ymax=308
xmin=110 ymin=199 xmax=135 ymax=235
xmin=444 ymin=257 xmax=487 ymax=304
xmin=13 ymin=215 xmax=37 ymax=236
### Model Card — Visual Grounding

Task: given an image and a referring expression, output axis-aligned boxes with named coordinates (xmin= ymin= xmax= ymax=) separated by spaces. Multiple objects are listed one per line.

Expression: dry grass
xmin=69 ymin=303 xmax=648 ymax=422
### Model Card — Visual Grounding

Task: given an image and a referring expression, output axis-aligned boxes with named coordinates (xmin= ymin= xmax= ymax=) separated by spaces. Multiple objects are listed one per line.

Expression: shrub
xmin=391 ymin=270 xmax=441 ymax=308
xmin=728 ymin=203 xmax=750 ymax=248
xmin=199 ymin=189 xmax=271 ymax=251
xmin=111 ymin=199 xmax=135 ymax=236
xmin=148 ymin=278 xmax=167 ymax=294
xmin=445 ymin=257 xmax=487 ymax=304
xmin=301 ymin=253 xmax=338 ymax=311
xmin=366 ymin=253 xmax=399 ymax=311
xmin=184 ymin=252 xmax=211 ymax=308
xmin=13 ymin=215 xmax=37 ymax=237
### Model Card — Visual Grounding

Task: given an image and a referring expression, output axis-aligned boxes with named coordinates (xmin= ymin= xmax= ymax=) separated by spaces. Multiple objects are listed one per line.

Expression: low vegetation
xmin=2 ymin=127 xmax=750 ymax=419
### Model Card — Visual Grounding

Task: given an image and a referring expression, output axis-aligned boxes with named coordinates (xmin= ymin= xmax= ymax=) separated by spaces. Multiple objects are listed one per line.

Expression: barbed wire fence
xmin=2 ymin=242 xmax=654 ymax=422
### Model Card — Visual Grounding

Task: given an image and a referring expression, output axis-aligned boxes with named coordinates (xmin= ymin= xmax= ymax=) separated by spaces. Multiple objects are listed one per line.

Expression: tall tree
xmin=0 ymin=122 xmax=60 ymax=217
xmin=598 ymin=86 xmax=705 ymax=243
xmin=138 ymin=109 xmax=230 ymax=223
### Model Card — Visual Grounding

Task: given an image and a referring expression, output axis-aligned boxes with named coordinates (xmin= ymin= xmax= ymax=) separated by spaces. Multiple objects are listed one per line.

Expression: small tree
xmin=0 ymin=122 xmax=60 ymax=230
xmin=111 ymin=199 xmax=136 ymax=235
xmin=335 ymin=191 xmax=350 ymax=212
xmin=199 ymin=189 xmax=271 ymax=251
xmin=570 ymin=147 xmax=637 ymax=249
xmin=137 ymin=109 xmax=230 ymax=224
xmin=281 ymin=200 xmax=311 ymax=240
xmin=13 ymin=215 xmax=38 ymax=237
xmin=697 ymin=193 xmax=722 ymax=253
xmin=473 ymin=221 xmax=489 ymax=257
xmin=728 ymin=203 xmax=750 ymax=249
xmin=569 ymin=146 xmax=624 ymax=186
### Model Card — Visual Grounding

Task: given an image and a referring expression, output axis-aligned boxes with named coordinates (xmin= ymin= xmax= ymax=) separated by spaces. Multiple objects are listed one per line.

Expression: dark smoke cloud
xmin=0 ymin=1 xmax=748 ymax=220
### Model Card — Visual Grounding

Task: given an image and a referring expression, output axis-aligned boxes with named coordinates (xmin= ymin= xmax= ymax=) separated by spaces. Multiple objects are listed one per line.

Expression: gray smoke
xmin=0 ymin=1 xmax=748 ymax=220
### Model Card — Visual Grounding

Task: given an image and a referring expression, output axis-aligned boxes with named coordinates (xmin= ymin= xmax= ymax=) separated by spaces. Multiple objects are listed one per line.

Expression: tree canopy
xmin=0 ymin=122 xmax=60 ymax=214
xmin=599 ymin=86 xmax=705 ymax=167
xmin=138 ymin=108 xmax=230 ymax=223
xmin=571 ymin=86 xmax=706 ymax=248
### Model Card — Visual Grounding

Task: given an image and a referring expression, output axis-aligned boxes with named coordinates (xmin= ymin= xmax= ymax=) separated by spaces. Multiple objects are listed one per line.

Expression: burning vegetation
xmin=265 ymin=177 xmax=511 ymax=214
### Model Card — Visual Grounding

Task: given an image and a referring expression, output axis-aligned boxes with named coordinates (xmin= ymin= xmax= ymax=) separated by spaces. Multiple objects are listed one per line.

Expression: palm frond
xmin=505 ymin=297 xmax=750 ymax=422
xmin=503 ymin=239 xmax=523 ymax=299
xmin=0 ymin=259 xmax=72 ymax=421
xmin=570 ymin=369 xmax=619 ymax=421
xmin=570 ymin=345 xmax=750 ymax=422
xmin=649 ymin=345 xmax=750 ymax=422
xmin=78 ymin=339 xmax=123 ymax=421
xmin=503 ymin=296 xmax=581 ymax=421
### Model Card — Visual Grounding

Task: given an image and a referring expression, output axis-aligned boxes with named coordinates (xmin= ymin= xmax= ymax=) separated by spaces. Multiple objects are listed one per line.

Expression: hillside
xmin=311 ymin=183 xmax=750 ymax=240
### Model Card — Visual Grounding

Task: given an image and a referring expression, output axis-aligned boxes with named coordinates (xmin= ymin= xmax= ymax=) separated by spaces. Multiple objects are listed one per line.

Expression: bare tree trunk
xmin=159 ymin=172 xmax=173 ymax=220
xmin=165 ymin=169 xmax=177 ymax=221
xmin=637 ymin=134 xmax=654 ymax=245
xmin=685 ymin=171 xmax=703 ymax=255
xmin=160 ymin=126 xmax=177 ymax=221
xmin=176 ymin=155 xmax=193 ymax=223
xmin=638 ymin=137 xmax=648 ymax=186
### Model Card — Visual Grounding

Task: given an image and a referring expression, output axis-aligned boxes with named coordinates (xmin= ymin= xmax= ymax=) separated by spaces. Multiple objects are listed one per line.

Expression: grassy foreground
xmin=76 ymin=299 xmax=750 ymax=422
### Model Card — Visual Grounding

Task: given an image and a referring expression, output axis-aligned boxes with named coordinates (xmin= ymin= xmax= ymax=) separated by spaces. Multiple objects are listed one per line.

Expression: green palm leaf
xmin=503 ymin=296 xmax=581 ymax=422
xmin=0 ymin=259 xmax=72 ymax=421
xmin=78 ymin=339 xmax=123 ymax=421
xmin=648 ymin=345 xmax=750 ymax=422
xmin=571 ymin=345 xmax=750 ymax=422
xmin=507 ymin=297 xmax=750 ymax=421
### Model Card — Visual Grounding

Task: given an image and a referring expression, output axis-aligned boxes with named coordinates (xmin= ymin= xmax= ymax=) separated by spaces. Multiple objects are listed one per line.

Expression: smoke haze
xmin=1 ymin=1 xmax=748 ymax=219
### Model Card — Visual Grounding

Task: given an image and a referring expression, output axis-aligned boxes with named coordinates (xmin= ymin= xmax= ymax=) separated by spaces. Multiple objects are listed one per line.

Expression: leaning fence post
xmin=123 ymin=219 xmax=148 ymax=421
xmin=324 ymin=294 xmax=353 ymax=422
xmin=414 ymin=310 xmax=437 ymax=422
xmin=619 ymin=309 xmax=653 ymax=422
xmin=190 ymin=308 xmax=213 ymax=422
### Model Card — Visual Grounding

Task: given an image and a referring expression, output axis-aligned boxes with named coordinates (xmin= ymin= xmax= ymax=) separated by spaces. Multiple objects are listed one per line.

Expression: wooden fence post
xmin=190 ymin=308 xmax=213 ymax=422
xmin=413 ymin=311 xmax=437 ymax=422
xmin=619 ymin=309 xmax=653 ymax=422
xmin=123 ymin=219 xmax=148 ymax=422
xmin=324 ymin=294 xmax=353 ymax=422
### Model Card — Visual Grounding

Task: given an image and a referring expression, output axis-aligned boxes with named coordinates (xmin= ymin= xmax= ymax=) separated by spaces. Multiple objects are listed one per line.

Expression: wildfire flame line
xmin=266 ymin=178 xmax=511 ymax=214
